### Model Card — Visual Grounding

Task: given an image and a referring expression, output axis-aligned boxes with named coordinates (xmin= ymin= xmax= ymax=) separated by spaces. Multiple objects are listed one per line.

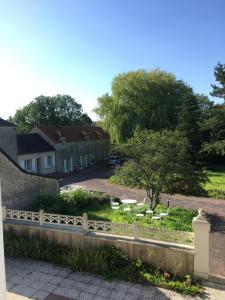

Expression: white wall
xmin=18 ymin=151 xmax=56 ymax=175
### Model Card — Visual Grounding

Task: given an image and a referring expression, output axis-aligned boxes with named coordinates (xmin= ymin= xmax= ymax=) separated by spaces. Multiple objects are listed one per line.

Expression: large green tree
xmin=201 ymin=104 xmax=225 ymax=160
xmin=95 ymin=70 xmax=193 ymax=143
xmin=11 ymin=94 xmax=92 ymax=133
xmin=177 ymin=90 xmax=202 ymax=167
xmin=116 ymin=130 xmax=205 ymax=210
xmin=211 ymin=62 xmax=225 ymax=101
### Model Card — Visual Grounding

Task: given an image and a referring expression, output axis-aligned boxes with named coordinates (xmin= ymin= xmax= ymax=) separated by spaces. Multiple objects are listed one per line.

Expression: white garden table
xmin=121 ymin=199 xmax=137 ymax=214
xmin=121 ymin=199 xmax=137 ymax=204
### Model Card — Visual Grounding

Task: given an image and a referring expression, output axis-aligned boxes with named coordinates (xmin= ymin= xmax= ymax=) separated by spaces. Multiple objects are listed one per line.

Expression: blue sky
xmin=0 ymin=0 xmax=225 ymax=120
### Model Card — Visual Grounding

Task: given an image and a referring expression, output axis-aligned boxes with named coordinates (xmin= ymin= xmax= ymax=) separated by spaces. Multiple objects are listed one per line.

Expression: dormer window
xmin=94 ymin=129 xmax=101 ymax=137
xmin=81 ymin=130 xmax=89 ymax=140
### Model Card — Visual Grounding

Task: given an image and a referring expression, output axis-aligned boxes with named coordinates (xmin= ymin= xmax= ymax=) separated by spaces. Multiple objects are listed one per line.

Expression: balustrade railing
xmin=3 ymin=207 xmax=194 ymax=245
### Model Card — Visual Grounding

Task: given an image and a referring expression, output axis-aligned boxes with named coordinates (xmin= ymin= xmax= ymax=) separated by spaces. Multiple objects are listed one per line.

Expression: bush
xmin=32 ymin=188 xmax=110 ymax=215
xmin=4 ymin=231 xmax=202 ymax=295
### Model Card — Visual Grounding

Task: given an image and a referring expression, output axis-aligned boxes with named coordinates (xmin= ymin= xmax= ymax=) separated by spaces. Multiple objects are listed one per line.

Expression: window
xmin=45 ymin=155 xmax=53 ymax=168
xmin=24 ymin=159 xmax=32 ymax=172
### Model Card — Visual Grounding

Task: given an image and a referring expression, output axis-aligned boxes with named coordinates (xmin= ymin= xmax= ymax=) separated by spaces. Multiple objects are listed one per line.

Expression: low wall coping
xmin=3 ymin=219 xmax=194 ymax=254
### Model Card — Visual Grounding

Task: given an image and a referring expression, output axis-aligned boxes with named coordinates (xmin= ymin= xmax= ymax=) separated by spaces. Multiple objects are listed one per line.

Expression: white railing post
xmin=133 ymin=222 xmax=138 ymax=240
xmin=82 ymin=213 xmax=88 ymax=234
xmin=39 ymin=209 xmax=44 ymax=225
xmin=2 ymin=207 xmax=6 ymax=221
xmin=192 ymin=209 xmax=210 ymax=280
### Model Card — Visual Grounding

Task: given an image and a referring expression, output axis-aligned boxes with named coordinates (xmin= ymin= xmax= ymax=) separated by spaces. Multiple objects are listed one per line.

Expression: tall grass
xmin=4 ymin=230 xmax=202 ymax=295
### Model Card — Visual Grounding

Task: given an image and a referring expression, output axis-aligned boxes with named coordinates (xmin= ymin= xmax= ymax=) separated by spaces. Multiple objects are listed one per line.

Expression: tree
xmin=95 ymin=70 xmax=193 ymax=143
xmin=177 ymin=90 xmax=201 ymax=167
xmin=211 ymin=62 xmax=225 ymax=101
xmin=11 ymin=94 xmax=92 ymax=133
xmin=200 ymin=104 xmax=225 ymax=162
xmin=116 ymin=130 xmax=204 ymax=210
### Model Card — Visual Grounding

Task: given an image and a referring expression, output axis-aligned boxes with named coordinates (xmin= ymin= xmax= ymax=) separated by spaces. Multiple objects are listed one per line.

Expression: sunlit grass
xmin=79 ymin=203 xmax=196 ymax=232
xmin=205 ymin=169 xmax=225 ymax=192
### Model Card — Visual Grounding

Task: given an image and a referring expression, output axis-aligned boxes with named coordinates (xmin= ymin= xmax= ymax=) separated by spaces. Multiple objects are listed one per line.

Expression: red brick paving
xmin=62 ymin=166 xmax=225 ymax=217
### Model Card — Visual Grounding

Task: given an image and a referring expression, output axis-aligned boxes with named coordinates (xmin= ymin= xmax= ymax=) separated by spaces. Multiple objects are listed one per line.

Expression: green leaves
xmin=211 ymin=62 xmax=225 ymax=101
xmin=95 ymin=70 xmax=191 ymax=143
xmin=116 ymin=130 xmax=205 ymax=208
xmin=11 ymin=94 xmax=92 ymax=133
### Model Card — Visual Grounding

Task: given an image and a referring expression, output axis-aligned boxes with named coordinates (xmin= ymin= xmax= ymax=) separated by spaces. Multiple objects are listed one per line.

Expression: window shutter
xmin=32 ymin=159 xmax=36 ymax=172
xmin=44 ymin=157 xmax=48 ymax=168
xmin=20 ymin=160 xmax=25 ymax=170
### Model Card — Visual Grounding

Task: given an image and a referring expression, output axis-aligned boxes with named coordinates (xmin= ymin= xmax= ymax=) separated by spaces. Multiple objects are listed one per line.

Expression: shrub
xmin=32 ymin=188 xmax=110 ymax=215
xmin=4 ymin=231 xmax=202 ymax=295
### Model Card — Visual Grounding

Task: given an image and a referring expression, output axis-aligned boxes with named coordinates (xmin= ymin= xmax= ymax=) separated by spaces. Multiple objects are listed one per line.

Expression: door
xmin=36 ymin=158 xmax=41 ymax=174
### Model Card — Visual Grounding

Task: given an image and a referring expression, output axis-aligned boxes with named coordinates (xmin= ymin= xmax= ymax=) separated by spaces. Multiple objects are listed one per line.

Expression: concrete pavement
xmin=5 ymin=257 xmax=225 ymax=300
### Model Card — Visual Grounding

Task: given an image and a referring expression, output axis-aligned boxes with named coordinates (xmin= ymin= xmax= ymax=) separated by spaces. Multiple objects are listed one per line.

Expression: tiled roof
xmin=36 ymin=125 xmax=109 ymax=144
xmin=17 ymin=133 xmax=55 ymax=155
xmin=0 ymin=118 xmax=15 ymax=127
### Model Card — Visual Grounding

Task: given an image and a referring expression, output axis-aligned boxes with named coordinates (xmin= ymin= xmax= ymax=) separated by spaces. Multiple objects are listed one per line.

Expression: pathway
xmin=62 ymin=166 xmax=225 ymax=217
xmin=5 ymin=257 xmax=225 ymax=300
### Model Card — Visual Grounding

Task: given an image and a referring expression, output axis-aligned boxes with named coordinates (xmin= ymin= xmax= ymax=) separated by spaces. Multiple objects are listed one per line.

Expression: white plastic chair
xmin=136 ymin=213 xmax=144 ymax=217
xmin=112 ymin=206 xmax=119 ymax=210
xmin=160 ymin=207 xmax=170 ymax=218
xmin=123 ymin=207 xmax=131 ymax=212
xmin=146 ymin=209 xmax=154 ymax=214
xmin=152 ymin=216 xmax=161 ymax=220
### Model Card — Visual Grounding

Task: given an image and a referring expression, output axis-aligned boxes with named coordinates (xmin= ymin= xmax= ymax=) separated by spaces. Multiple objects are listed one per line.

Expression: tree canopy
xmin=211 ymin=62 xmax=225 ymax=101
xmin=95 ymin=69 xmax=198 ymax=143
xmin=10 ymin=94 xmax=92 ymax=133
xmin=115 ymin=130 xmax=205 ymax=210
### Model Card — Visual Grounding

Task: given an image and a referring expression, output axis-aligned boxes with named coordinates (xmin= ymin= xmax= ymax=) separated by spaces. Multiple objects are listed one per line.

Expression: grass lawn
xmin=33 ymin=190 xmax=196 ymax=232
xmin=204 ymin=168 xmax=225 ymax=199
xmin=87 ymin=203 xmax=196 ymax=232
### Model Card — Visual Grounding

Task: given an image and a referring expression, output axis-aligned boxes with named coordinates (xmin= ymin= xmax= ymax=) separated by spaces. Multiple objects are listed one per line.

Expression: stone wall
xmin=0 ymin=149 xmax=59 ymax=209
xmin=3 ymin=221 xmax=194 ymax=277
xmin=209 ymin=232 xmax=225 ymax=278
xmin=0 ymin=126 xmax=17 ymax=162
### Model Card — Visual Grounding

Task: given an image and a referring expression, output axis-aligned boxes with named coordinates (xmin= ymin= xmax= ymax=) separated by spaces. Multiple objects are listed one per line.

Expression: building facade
xmin=17 ymin=133 xmax=56 ymax=174
xmin=32 ymin=125 xmax=109 ymax=173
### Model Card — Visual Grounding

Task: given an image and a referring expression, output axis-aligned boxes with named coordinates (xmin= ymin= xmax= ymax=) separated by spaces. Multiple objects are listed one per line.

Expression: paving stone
xmin=60 ymin=279 xmax=76 ymax=288
xmin=110 ymin=291 xmax=126 ymax=299
xmin=40 ymin=282 xmax=56 ymax=293
xmin=67 ymin=272 xmax=82 ymax=281
xmin=65 ymin=287 xmax=80 ymax=299
xmin=20 ymin=287 xmax=37 ymax=298
xmin=31 ymin=290 xmax=49 ymax=300
xmin=53 ymin=287 xmax=69 ymax=297
xmin=90 ymin=278 xmax=105 ymax=287
xmin=73 ymin=281 xmax=89 ymax=290
xmin=77 ymin=292 xmax=94 ymax=300
xmin=84 ymin=284 xmax=100 ymax=295
xmin=96 ymin=287 xmax=112 ymax=297
xmin=48 ymin=275 xmax=64 ymax=285
xmin=101 ymin=281 xmax=117 ymax=290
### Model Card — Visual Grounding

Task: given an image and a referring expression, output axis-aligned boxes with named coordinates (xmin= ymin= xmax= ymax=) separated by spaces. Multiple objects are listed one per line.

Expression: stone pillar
xmin=2 ymin=206 xmax=6 ymax=221
xmin=0 ymin=181 xmax=7 ymax=299
xmin=82 ymin=213 xmax=88 ymax=234
xmin=192 ymin=209 xmax=210 ymax=279
xmin=39 ymin=209 xmax=44 ymax=225
xmin=133 ymin=222 xmax=138 ymax=241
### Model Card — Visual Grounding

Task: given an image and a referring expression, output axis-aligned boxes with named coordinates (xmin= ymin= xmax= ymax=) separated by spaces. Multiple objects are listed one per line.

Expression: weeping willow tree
xmin=94 ymin=69 xmax=193 ymax=143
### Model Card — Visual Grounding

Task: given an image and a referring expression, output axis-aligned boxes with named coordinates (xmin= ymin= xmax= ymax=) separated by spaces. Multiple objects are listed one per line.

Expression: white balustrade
xmin=4 ymin=208 xmax=194 ymax=244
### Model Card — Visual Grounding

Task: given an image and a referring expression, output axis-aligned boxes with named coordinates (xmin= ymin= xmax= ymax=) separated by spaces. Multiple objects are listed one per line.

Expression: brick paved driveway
xmin=5 ymin=257 xmax=225 ymax=300
xmin=62 ymin=166 xmax=225 ymax=217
